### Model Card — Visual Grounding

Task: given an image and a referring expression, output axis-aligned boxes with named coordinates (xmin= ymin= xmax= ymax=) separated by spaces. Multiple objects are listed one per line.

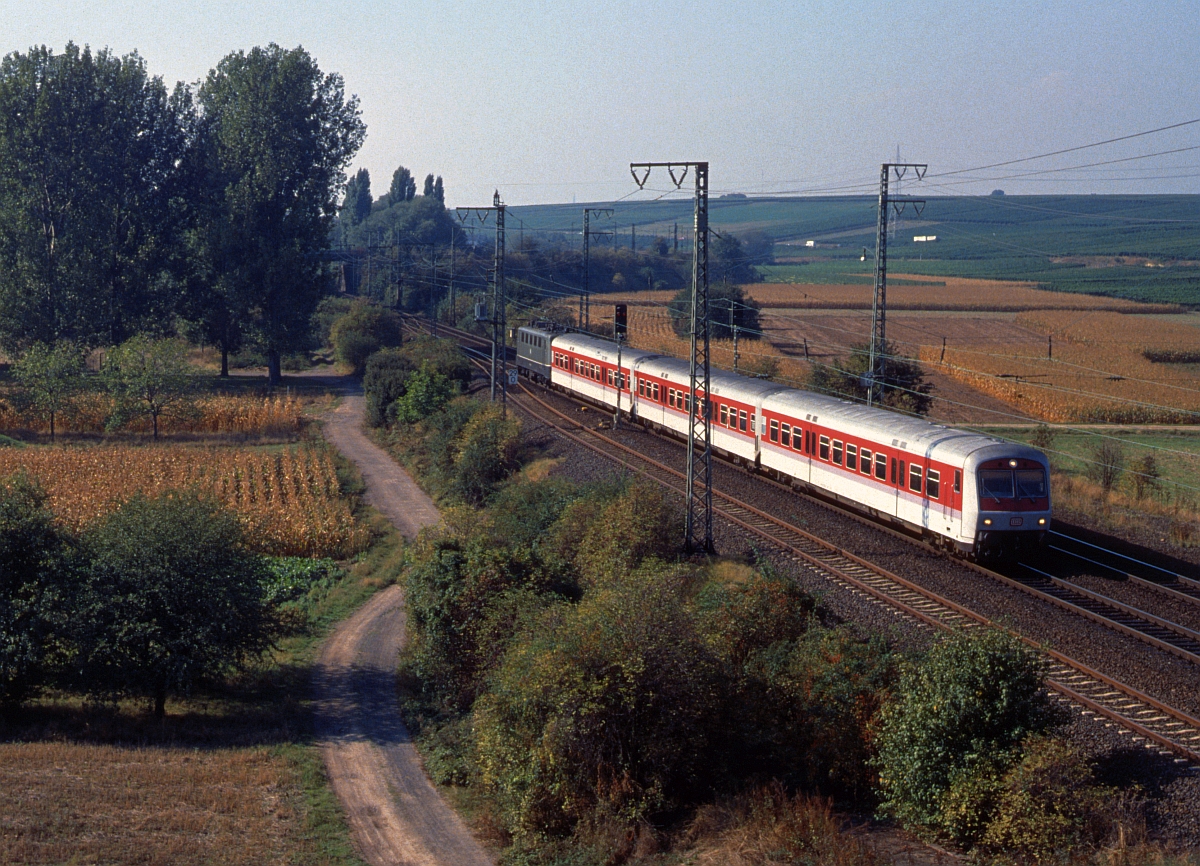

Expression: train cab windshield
xmin=1015 ymin=470 xmax=1047 ymax=499
xmin=979 ymin=468 xmax=1047 ymax=506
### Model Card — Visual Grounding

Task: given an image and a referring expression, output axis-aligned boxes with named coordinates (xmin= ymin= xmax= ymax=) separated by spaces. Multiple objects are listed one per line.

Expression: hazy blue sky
xmin=4 ymin=0 xmax=1198 ymax=206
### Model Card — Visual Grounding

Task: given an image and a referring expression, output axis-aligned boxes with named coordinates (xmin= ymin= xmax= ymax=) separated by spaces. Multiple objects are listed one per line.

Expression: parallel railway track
xmin=406 ymin=315 xmax=1200 ymax=764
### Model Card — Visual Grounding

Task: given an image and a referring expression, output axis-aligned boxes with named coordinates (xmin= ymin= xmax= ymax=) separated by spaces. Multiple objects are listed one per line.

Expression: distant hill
xmin=509 ymin=195 xmax=1200 ymax=305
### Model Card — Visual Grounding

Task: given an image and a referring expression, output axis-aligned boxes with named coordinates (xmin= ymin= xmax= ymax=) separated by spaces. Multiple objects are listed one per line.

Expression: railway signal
xmin=457 ymin=191 xmax=508 ymax=415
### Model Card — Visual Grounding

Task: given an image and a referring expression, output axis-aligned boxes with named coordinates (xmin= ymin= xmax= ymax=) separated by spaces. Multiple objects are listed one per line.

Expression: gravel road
xmin=315 ymin=388 xmax=491 ymax=866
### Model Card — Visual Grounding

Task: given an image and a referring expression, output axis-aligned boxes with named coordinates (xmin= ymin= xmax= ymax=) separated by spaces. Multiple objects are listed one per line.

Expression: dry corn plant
xmin=0 ymin=392 xmax=311 ymax=437
xmin=0 ymin=445 xmax=368 ymax=558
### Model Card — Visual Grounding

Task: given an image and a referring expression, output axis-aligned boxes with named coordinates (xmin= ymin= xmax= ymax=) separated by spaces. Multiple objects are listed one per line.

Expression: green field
xmin=510 ymin=194 xmax=1200 ymax=305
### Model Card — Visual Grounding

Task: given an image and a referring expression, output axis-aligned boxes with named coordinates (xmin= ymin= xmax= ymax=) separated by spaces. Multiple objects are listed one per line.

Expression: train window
xmin=719 ymin=405 xmax=728 ymax=426
xmin=769 ymin=419 xmax=778 ymax=442
xmin=891 ymin=458 xmax=897 ymax=483
xmin=954 ymin=469 xmax=961 ymax=493
xmin=875 ymin=453 xmax=887 ymax=479
xmin=1016 ymin=470 xmax=1046 ymax=498
xmin=979 ymin=470 xmax=1014 ymax=499
xmin=846 ymin=444 xmax=857 ymax=472
xmin=832 ymin=440 xmax=843 ymax=465
xmin=749 ymin=413 xmax=756 ymax=433
xmin=739 ymin=410 xmax=748 ymax=432
xmin=927 ymin=469 xmax=940 ymax=499
xmin=860 ymin=448 xmax=872 ymax=475
xmin=819 ymin=435 xmax=830 ymax=460
xmin=652 ymin=383 xmax=660 ymax=401
xmin=909 ymin=464 xmax=923 ymax=493
xmin=793 ymin=428 xmax=803 ymax=451
xmin=899 ymin=460 xmax=906 ymax=485
xmin=780 ymin=423 xmax=791 ymax=448
xmin=637 ymin=378 xmax=644 ymax=396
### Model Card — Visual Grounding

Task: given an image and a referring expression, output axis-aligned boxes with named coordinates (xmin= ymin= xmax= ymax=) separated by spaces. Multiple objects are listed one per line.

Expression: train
xmin=515 ymin=322 xmax=1050 ymax=560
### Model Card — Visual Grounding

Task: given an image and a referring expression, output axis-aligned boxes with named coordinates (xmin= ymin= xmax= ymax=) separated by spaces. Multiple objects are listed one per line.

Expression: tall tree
xmin=433 ymin=175 xmax=445 ymax=203
xmin=342 ymin=167 xmax=371 ymax=225
xmin=341 ymin=172 xmax=361 ymax=221
xmin=195 ymin=44 xmax=365 ymax=384
xmin=423 ymin=173 xmax=435 ymax=197
xmin=388 ymin=165 xmax=416 ymax=205
xmin=0 ymin=44 xmax=190 ymax=349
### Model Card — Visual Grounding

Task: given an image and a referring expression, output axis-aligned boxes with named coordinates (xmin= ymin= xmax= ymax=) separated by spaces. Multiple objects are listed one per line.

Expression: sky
xmin=3 ymin=0 xmax=1199 ymax=207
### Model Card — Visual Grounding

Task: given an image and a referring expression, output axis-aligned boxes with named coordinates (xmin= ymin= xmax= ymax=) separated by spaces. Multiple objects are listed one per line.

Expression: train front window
xmin=979 ymin=470 xmax=1014 ymax=500
xmin=1016 ymin=469 xmax=1046 ymax=499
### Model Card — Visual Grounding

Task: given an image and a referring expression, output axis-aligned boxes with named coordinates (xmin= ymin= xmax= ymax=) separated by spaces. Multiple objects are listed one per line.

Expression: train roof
xmin=551 ymin=331 xmax=661 ymax=366
xmin=762 ymin=388 xmax=1033 ymax=462
xmin=547 ymin=331 xmax=1044 ymax=466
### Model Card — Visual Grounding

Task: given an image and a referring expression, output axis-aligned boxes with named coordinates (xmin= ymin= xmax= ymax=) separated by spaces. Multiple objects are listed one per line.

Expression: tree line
xmin=0 ymin=42 xmax=365 ymax=383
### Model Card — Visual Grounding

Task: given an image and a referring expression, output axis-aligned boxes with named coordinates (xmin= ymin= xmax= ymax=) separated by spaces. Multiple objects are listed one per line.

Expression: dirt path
xmin=314 ymin=391 xmax=491 ymax=866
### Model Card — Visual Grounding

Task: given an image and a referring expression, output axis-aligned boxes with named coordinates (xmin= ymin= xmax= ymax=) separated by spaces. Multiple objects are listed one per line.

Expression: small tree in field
xmin=1087 ymin=439 xmax=1125 ymax=495
xmin=103 ymin=335 xmax=198 ymax=439
xmin=72 ymin=492 xmax=272 ymax=718
xmin=1130 ymin=453 xmax=1161 ymax=501
xmin=12 ymin=341 xmax=86 ymax=441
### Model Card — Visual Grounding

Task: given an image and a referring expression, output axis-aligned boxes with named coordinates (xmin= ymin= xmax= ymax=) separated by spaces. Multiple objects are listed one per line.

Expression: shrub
xmin=329 ymin=299 xmax=402 ymax=375
xmin=72 ymin=491 xmax=273 ymax=718
xmin=390 ymin=364 xmax=458 ymax=424
xmin=473 ymin=566 xmax=722 ymax=835
xmin=451 ymin=405 xmax=521 ymax=505
xmin=573 ymin=481 xmax=683 ymax=585
xmin=363 ymin=347 xmax=416 ymax=427
xmin=745 ymin=624 xmax=895 ymax=802
xmin=403 ymin=536 xmax=557 ymax=710
xmin=872 ymin=628 xmax=1057 ymax=833
xmin=0 ymin=474 xmax=68 ymax=704
xmin=980 ymin=736 xmax=1114 ymax=860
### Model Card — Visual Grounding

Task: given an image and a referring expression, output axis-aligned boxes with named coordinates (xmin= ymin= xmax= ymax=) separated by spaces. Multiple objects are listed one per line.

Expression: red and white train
xmin=515 ymin=325 xmax=1050 ymax=560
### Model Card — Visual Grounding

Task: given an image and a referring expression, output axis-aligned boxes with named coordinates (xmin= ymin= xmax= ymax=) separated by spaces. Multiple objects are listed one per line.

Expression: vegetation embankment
xmin=362 ymin=345 xmax=1168 ymax=866
xmin=0 ymin=363 xmax=401 ymax=863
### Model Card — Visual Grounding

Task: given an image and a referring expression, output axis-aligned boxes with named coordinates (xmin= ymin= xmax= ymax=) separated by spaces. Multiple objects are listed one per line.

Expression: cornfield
xmin=0 ymin=445 xmax=368 ymax=558
xmin=0 ymin=393 xmax=306 ymax=437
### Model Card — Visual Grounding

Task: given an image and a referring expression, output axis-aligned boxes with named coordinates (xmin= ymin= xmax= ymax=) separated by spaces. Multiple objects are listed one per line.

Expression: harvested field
xmin=590 ymin=282 xmax=1200 ymax=425
xmin=747 ymin=276 xmax=1180 ymax=312
xmin=0 ymin=741 xmax=305 ymax=865
xmin=0 ymin=444 xmax=368 ymax=557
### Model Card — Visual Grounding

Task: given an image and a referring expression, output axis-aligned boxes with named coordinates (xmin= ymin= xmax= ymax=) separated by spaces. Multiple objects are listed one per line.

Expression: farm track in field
xmin=409 ymin=315 xmax=1200 ymax=766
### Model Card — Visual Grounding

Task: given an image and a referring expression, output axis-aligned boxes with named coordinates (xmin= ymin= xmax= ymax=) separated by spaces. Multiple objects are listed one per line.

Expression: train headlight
xmin=983 ymin=518 xmax=992 ymax=526
xmin=1038 ymin=518 xmax=1046 ymax=525
xmin=1008 ymin=459 xmax=1018 ymax=468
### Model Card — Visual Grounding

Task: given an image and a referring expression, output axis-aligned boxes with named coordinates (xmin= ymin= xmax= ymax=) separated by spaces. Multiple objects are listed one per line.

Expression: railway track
xmin=1045 ymin=529 xmax=1200 ymax=607
xmin=408 ymin=315 xmax=1200 ymax=764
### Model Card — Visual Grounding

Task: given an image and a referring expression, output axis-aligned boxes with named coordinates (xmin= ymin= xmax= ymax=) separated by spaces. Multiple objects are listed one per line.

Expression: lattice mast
xmin=868 ymin=162 xmax=926 ymax=407
xmin=631 ymin=161 xmax=713 ymax=553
